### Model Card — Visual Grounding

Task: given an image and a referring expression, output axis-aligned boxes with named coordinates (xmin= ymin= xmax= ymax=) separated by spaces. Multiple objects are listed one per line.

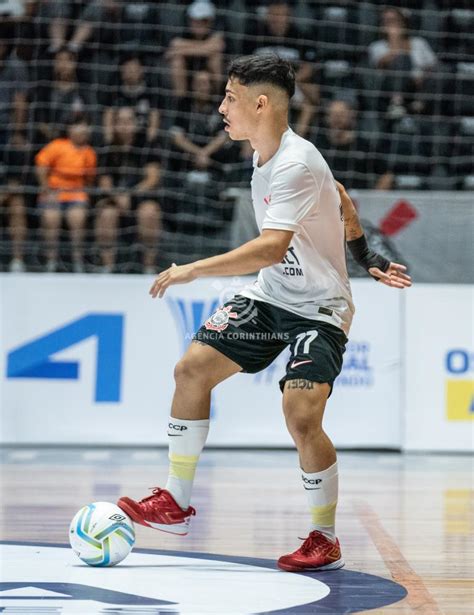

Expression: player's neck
xmin=251 ymin=123 xmax=289 ymax=167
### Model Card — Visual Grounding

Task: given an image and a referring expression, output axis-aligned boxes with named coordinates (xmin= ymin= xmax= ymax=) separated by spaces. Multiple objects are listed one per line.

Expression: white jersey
xmin=239 ymin=127 xmax=355 ymax=335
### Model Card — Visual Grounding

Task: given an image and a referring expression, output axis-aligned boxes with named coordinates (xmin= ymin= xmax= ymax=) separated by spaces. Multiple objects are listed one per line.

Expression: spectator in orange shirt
xmin=35 ymin=117 xmax=96 ymax=272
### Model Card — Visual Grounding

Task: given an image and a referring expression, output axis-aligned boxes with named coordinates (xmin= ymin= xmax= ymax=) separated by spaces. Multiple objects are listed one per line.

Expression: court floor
xmin=1 ymin=448 xmax=472 ymax=614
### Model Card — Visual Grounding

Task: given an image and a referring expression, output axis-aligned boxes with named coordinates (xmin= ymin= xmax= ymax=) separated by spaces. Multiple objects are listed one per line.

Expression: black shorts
xmin=193 ymin=294 xmax=348 ymax=394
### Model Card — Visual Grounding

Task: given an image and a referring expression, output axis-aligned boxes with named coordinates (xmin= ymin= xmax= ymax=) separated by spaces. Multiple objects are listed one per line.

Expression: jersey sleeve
xmin=262 ymin=162 xmax=318 ymax=232
xmin=35 ymin=140 xmax=60 ymax=168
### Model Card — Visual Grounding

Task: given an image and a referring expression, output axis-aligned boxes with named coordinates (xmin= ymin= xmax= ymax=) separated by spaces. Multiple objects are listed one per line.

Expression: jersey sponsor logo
xmin=264 ymin=194 xmax=272 ymax=205
xmin=445 ymin=348 xmax=474 ymax=421
xmin=1 ymin=543 xmax=407 ymax=613
xmin=283 ymin=266 xmax=304 ymax=276
xmin=281 ymin=247 xmax=303 ymax=277
xmin=204 ymin=305 xmax=239 ymax=332
xmin=5 ymin=313 xmax=124 ymax=403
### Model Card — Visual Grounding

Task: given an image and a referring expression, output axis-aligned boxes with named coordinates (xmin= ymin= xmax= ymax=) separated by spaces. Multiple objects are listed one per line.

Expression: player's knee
xmin=174 ymin=355 xmax=211 ymax=388
xmin=284 ymin=404 xmax=323 ymax=442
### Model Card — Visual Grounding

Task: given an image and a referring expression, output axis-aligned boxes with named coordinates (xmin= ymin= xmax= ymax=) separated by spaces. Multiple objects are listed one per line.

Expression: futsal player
xmin=118 ymin=55 xmax=411 ymax=572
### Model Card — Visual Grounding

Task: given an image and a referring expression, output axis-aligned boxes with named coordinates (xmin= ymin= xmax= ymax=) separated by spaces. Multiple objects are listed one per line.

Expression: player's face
xmin=218 ymin=79 xmax=256 ymax=141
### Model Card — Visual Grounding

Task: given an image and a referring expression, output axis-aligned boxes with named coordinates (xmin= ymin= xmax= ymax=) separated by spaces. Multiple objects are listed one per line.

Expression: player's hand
xmin=149 ymin=263 xmax=198 ymax=299
xmin=369 ymin=262 xmax=412 ymax=289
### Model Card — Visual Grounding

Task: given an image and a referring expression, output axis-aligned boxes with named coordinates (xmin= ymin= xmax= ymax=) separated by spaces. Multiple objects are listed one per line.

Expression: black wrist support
xmin=347 ymin=234 xmax=390 ymax=277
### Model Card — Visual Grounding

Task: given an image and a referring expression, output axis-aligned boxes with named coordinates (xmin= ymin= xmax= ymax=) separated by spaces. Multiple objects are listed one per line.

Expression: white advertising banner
xmin=0 ymin=274 xmax=402 ymax=448
xmin=404 ymin=285 xmax=474 ymax=451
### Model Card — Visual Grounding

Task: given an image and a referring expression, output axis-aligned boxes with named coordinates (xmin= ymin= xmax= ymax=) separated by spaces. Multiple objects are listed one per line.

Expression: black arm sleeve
xmin=347 ymin=234 xmax=390 ymax=279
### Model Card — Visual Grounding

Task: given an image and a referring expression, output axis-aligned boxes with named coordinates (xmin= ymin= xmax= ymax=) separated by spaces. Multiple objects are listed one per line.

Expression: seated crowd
xmin=0 ymin=0 xmax=472 ymax=272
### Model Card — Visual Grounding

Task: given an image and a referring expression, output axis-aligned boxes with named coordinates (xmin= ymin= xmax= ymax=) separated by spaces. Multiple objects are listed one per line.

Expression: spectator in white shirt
xmin=368 ymin=7 xmax=438 ymax=120
xmin=368 ymin=7 xmax=437 ymax=81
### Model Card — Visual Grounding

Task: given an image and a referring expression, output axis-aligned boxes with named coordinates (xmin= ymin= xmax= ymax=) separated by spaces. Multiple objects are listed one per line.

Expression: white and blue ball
xmin=69 ymin=501 xmax=135 ymax=567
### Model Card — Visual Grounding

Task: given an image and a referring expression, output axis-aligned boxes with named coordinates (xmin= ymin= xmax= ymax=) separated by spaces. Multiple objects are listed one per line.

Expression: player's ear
xmin=256 ymin=94 xmax=268 ymax=113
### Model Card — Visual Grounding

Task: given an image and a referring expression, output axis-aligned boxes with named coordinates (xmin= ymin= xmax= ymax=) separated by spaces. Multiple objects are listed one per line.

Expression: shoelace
xmin=138 ymin=487 xmax=163 ymax=504
xmin=298 ymin=531 xmax=326 ymax=556
xmin=138 ymin=487 xmax=196 ymax=515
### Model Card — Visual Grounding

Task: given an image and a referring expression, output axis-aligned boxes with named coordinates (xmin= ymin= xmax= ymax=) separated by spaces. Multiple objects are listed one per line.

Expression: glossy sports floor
xmin=1 ymin=448 xmax=472 ymax=614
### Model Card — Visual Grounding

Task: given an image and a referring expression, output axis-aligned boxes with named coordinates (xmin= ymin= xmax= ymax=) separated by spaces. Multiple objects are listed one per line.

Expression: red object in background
xmin=379 ymin=200 xmax=419 ymax=236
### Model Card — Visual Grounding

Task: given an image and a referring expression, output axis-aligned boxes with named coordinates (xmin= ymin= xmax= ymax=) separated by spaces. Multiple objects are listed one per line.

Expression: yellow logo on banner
xmin=446 ymin=380 xmax=474 ymax=421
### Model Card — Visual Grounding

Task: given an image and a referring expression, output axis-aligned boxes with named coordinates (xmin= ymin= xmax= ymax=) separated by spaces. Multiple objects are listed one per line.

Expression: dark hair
xmin=381 ymin=6 xmax=410 ymax=33
xmin=67 ymin=113 xmax=90 ymax=127
xmin=119 ymin=52 xmax=143 ymax=66
xmin=227 ymin=54 xmax=295 ymax=99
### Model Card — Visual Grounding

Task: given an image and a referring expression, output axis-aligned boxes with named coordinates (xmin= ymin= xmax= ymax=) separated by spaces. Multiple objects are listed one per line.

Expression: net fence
xmin=0 ymin=0 xmax=472 ymax=273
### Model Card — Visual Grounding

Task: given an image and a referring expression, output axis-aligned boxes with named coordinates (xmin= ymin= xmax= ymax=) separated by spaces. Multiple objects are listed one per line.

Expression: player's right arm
xmin=149 ymin=229 xmax=293 ymax=298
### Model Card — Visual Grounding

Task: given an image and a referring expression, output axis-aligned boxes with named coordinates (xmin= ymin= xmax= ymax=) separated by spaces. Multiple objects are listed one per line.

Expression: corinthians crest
xmin=204 ymin=305 xmax=238 ymax=332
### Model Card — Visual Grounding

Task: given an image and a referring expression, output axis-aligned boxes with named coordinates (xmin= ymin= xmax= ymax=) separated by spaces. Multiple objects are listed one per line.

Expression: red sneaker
xmin=278 ymin=530 xmax=344 ymax=572
xmin=117 ymin=488 xmax=195 ymax=535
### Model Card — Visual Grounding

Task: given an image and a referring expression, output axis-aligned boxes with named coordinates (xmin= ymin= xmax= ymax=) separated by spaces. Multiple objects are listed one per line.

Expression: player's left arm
xmin=336 ymin=181 xmax=412 ymax=289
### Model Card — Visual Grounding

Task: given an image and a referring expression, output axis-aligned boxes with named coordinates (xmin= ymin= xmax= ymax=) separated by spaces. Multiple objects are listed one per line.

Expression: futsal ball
xmin=69 ymin=501 xmax=135 ymax=566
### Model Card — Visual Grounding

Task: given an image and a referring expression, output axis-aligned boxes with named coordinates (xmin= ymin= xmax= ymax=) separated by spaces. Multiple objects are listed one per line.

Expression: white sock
xmin=165 ymin=416 xmax=210 ymax=510
xmin=302 ymin=461 xmax=338 ymax=541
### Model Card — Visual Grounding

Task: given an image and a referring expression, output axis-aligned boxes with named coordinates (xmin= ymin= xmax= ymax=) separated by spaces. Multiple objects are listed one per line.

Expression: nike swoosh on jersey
xmin=290 ymin=359 xmax=313 ymax=369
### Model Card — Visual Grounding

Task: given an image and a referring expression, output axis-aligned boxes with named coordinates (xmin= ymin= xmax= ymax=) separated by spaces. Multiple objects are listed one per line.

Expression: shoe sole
xmin=117 ymin=500 xmax=190 ymax=536
xmin=278 ymin=558 xmax=345 ymax=572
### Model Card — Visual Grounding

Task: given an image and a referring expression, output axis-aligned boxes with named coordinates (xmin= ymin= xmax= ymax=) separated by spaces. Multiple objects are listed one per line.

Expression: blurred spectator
xmin=63 ymin=0 xmax=129 ymax=86
xmin=368 ymin=7 xmax=438 ymax=119
xmin=374 ymin=114 xmax=434 ymax=190
xmin=34 ymin=48 xmax=98 ymax=146
xmin=44 ymin=0 xmax=160 ymax=58
xmin=102 ymin=54 xmax=162 ymax=145
xmin=315 ymin=99 xmax=390 ymax=190
xmin=169 ymin=70 xmax=229 ymax=180
xmin=35 ymin=1 xmax=79 ymax=55
xmin=450 ymin=118 xmax=474 ymax=190
xmin=0 ymin=0 xmax=37 ymax=62
xmin=67 ymin=0 xmax=123 ymax=55
xmin=95 ymin=107 xmax=161 ymax=274
xmin=120 ymin=2 xmax=161 ymax=55
xmin=0 ymin=1 xmax=28 ymax=18
xmin=0 ymin=24 xmax=29 ymax=145
xmin=166 ymin=1 xmax=225 ymax=98
xmin=244 ymin=1 xmax=319 ymax=137
xmin=35 ymin=117 xmax=97 ymax=272
xmin=0 ymin=132 xmax=31 ymax=272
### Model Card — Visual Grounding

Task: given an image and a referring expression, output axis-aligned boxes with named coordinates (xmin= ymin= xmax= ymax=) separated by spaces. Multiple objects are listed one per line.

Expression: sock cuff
xmin=301 ymin=461 xmax=338 ymax=481
xmin=168 ymin=416 xmax=210 ymax=433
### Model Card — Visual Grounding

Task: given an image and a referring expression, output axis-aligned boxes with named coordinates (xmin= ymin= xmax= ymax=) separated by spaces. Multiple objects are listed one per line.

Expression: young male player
xmin=118 ymin=55 xmax=411 ymax=572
